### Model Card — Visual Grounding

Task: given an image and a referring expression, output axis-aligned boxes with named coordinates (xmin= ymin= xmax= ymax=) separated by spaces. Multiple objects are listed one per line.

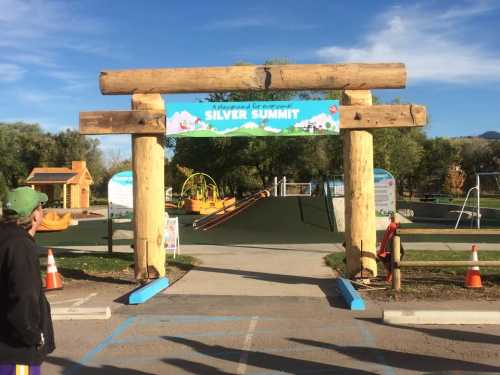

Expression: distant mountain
xmin=479 ymin=131 xmax=500 ymax=139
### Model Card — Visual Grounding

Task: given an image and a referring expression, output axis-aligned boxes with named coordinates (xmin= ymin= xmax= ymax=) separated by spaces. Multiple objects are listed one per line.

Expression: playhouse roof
xmin=26 ymin=162 xmax=93 ymax=185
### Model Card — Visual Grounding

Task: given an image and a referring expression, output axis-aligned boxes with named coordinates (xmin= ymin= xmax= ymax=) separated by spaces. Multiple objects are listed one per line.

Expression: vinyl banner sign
xmin=166 ymin=100 xmax=340 ymax=137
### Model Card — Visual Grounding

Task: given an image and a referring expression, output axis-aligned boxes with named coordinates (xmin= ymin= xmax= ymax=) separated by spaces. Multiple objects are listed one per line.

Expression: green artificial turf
xmin=452 ymin=197 xmax=500 ymax=210
xmin=34 ymin=197 xmax=500 ymax=247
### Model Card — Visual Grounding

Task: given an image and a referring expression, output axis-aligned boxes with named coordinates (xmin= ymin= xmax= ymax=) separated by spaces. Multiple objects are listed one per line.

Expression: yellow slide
xmin=39 ymin=212 xmax=73 ymax=232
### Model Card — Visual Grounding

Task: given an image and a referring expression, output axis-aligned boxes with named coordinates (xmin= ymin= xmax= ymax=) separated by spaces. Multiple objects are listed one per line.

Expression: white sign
xmin=374 ymin=168 xmax=396 ymax=216
xmin=108 ymin=171 xmax=133 ymax=219
xmin=328 ymin=168 xmax=396 ymax=216
xmin=165 ymin=216 xmax=180 ymax=258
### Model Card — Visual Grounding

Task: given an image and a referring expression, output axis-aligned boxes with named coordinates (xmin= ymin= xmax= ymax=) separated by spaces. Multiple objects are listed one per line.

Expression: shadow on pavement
xmin=288 ymin=338 xmax=500 ymax=373
xmin=357 ymin=317 xmax=500 ymax=346
xmin=47 ymin=356 xmax=155 ymax=375
xmin=162 ymin=336 xmax=377 ymax=375
xmin=189 ymin=265 xmax=344 ymax=308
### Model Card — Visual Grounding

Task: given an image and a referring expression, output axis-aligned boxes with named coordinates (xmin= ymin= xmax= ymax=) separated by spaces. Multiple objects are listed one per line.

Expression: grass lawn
xmin=452 ymin=197 xmax=500 ymax=209
xmin=40 ymin=252 xmax=196 ymax=283
xmin=326 ymin=250 xmax=500 ymax=300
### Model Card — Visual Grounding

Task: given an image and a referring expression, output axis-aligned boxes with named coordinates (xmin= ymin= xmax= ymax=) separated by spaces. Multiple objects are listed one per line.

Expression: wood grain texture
xmin=131 ymin=94 xmax=166 ymax=281
xmin=100 ymin=63 xmax=407 ymax=94
xmin=342 ymin=90 xmax=377 ymax=278
xmin=340 ymin=104 xmax=426 ymax=129
xmin=79 ymin=110 xmax=165 ymax=134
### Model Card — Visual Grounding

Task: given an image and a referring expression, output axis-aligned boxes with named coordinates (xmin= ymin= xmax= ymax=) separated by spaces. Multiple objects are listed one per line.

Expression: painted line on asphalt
xmin=355 ymin=320 xmax=396 ymax=375
xmin=63 ymin=315 xmax=137 ymax=375
xmin=237 ymin=315 xmax=259 ymax=374
xmin=72 ymin=292 xmax=98 ymax=307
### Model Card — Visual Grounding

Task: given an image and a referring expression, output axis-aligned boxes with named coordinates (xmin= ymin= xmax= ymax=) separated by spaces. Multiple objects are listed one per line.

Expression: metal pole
xmin=476 ymin=174 xmax=480 ymax=229
xmin=107 ymin=218 xmax=113 ymax=253
xmin=283 ymin=176 xmax=287 ymax=197
xmin=297 ymin=197 xmax=304 ymax=222
xmin=454 ymin=186 xmax=476 ymax=229
xmin=324 ymin=181 xmax=335 ymax=232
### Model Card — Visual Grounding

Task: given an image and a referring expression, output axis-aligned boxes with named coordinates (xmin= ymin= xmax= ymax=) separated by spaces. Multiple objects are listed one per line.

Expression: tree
xmin=52 ymin=130 xmax=105 ymax=187
xmin=0 ymin=122 xmax=55 ymax=190
xmin=0 ymin=123 xmax=106 ymax=201
xmin=443 ymin=164 xmax=465 ymax=196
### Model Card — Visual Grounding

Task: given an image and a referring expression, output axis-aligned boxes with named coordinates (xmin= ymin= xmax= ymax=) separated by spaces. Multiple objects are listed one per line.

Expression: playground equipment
xmin=193 ymin=190 xmax=270 ymax=231
xmin=455 ymin=172 xmax=500 ymax=229
xmin=180 ymin=172 xmax=235 ymax=215
xmin=38 ymin=211 xmax=73 ymax=232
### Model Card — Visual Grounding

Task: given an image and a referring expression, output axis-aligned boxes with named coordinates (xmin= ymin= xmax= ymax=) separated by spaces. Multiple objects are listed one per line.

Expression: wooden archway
xmin=80 ymin=63 xmax=426 ymax=280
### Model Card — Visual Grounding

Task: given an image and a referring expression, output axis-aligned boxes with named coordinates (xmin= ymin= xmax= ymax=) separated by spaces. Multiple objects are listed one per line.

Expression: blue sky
xmin=1 ymin=0 xmax=499 ymax=160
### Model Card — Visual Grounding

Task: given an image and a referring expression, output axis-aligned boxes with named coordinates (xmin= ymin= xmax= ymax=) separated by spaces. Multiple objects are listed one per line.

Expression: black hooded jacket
xmin=0 ymin=222 xmax=55 ymax=365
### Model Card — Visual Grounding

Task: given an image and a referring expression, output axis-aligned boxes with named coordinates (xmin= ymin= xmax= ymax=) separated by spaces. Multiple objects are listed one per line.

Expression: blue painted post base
xmin=128 ymin=277 xmax=169 ymax=305
xmin=336 ymin=277 xmax=366 ymax=311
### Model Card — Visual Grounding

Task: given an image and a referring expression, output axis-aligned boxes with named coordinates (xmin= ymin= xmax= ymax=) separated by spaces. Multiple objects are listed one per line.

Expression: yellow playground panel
xmin=180 ymin=173 xmax=235 ymax=215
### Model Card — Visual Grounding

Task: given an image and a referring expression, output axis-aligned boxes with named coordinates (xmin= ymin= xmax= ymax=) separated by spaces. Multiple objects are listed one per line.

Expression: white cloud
xmin=0 ymin=0 xmax=107 ymax=90
xmin=15 ymin=90 xmax=71 ymax=105
xmin=0 ymin=63 xmax=25 ymax=81
xmin=316 ymin=1 xmax=500 ymax=83
xmin=4 ymin=53 xmax=57 ymax=68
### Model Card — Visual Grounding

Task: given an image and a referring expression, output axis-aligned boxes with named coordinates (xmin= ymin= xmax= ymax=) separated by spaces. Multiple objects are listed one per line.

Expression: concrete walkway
xmin=166 ymin=244 xmax=337 ymax=297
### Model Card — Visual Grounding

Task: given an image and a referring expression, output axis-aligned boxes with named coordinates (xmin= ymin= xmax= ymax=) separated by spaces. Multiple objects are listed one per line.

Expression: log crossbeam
xmin=80 ymin=110 xmax=165 ymax=134
xmin=99 ymin=63 xmax=407 ymax=95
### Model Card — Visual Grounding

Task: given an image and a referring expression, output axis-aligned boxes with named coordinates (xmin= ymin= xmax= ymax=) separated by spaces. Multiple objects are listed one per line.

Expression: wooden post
xmin=63 ymin=184 xmax=67 ymax=209
xmin=131 ymin=94 xmax=166 ymax=281
xmin=342 ymin=90 xmax=377 ymax=278
xmin=392 ymin=235 xmax=401 ymax=291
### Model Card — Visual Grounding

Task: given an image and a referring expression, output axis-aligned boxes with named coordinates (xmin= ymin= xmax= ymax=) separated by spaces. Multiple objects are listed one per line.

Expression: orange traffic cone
xmin=465 ymin=245 xmax=482 ymax=288
xmin=45 ymin=248 xmax=63 ymax=291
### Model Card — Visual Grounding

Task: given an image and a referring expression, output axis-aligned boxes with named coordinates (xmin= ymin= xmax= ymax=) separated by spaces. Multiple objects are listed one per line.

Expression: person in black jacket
xmin=0 ymin=187 xmax=55 ymax=375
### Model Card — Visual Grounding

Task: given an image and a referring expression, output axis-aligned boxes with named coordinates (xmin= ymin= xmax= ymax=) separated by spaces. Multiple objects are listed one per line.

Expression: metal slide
xmin=193 ymin=190 xmax=271 ymax=231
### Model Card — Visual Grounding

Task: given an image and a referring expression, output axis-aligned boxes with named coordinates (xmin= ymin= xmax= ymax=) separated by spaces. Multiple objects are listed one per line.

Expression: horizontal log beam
xmin=99 ymin=63 xmax=406 ymax=95
xmin=339 ymin=104 xmax=426 ymax=129
xmin=398 ymin=260 xmax=500 ymax=267
xmin=397 ymin=228 xmax=500 ymax=235
xmin=79 ymin=110 xmax=165 ymax=135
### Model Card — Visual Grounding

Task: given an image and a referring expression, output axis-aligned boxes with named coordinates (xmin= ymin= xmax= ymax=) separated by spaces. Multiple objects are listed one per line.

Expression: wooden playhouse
xmin=26 ymin=161 xmax=93 ymax=209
